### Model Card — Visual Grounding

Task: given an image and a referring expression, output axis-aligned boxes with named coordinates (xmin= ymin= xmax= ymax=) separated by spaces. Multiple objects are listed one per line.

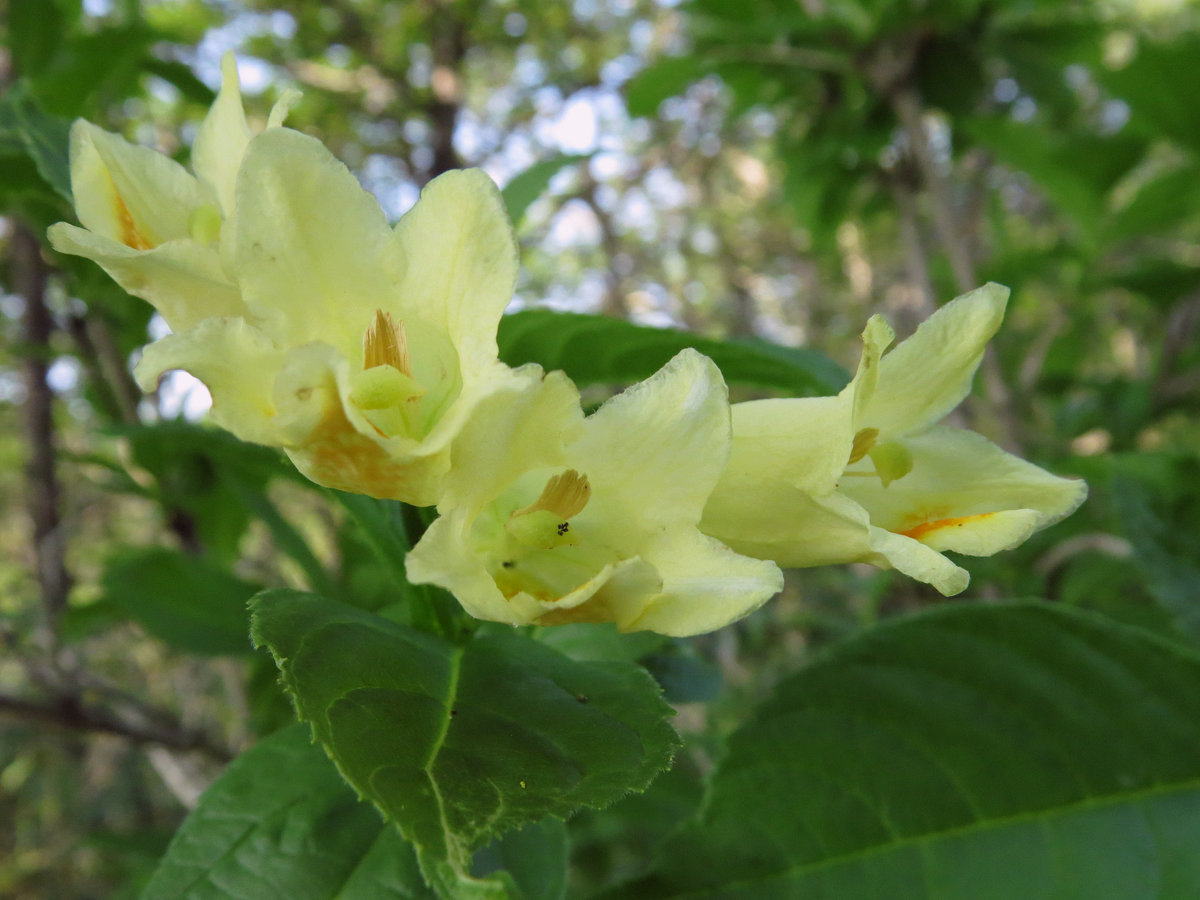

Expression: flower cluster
xmin=50 ymin=59 xmax=1086 ymax=636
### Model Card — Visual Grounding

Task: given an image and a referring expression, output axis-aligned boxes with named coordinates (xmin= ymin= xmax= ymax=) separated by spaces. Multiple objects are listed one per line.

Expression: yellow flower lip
xmin=896 ymin=512 xmax=997 ymax=542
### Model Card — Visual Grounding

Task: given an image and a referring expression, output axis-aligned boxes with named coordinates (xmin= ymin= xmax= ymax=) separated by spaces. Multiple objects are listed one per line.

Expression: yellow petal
xmin=865 ymin=282 xmax=1009 ymax=436
xmin=233 ymin=128 xmax=401 ymax=354
xmin=623 ymin=528 xmax=783 ymax=636
xmin=135 ymin=318 xmax=286 ymax=446
xmin=391 ymin=169 xmax=518 ymax=366
xmin=571 ymin=349 xmax=731 ymax=531
xmin=48 ymin=223 xmax=244 ymax=330
xmin=191 ymin=52 xmax=253 ymax=218
xmin=865 ymin=527 xmax=971 ymax=596
xmin=68 ymin=120 xmax=205 ymax=250
xmin=840 ymin=425 xmax=1088 ymax=548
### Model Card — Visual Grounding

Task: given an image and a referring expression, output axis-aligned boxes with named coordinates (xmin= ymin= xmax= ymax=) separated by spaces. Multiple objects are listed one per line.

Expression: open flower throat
xmin=483 ymin=468 xmax=604 ymax=605
xmin=505 ymin=469 xmax=592 ymax=550
xmin=844 ymin=426 xmax=914 ymax=488
xmin=349 ymin=309 xmax=428 ymax=439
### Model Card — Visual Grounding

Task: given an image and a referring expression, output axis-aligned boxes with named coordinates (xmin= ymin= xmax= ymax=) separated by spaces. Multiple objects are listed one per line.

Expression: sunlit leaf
xmin=251 ymin=592 xmax=679 ymax=877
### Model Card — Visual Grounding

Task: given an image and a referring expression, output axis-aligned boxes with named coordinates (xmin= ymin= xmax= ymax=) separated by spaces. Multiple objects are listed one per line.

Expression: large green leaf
xmin=250 ymin=592 xmax=679 ymax=878
xmin=140 ymin=724 xmax=436 ymax=900
xmin=613 ymin=602 xmax=1200 ymax=898
xmin=497 ymin=309 xmax=847 ymax=397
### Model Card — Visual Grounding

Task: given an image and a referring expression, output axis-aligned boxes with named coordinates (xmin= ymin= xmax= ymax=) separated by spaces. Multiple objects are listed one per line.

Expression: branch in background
xmin=888 ymin=85 xmax=978 ymax=293
xmin=1153 ymin=292 xmax=1200 ymax=408
xmin=426 ymin=1 xmax=466 ymax=181
xmin=0 ymin=690 xmax=233 ymax=762
xmin=887 ymin=171 xmax=936 ymax=332
xmin=577 ymin=171 xmax=632 ymax=318
xmin=14 ymin=223 xmax=72 ymax=649
xmin=865 ymin=42 xmax=1022 ymax=448
xmin=65 ymin=313 xmax=142 ymax=424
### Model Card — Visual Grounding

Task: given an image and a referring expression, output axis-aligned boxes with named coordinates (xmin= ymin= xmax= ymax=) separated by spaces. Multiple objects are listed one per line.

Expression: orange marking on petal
xmin=897 ymin=512 xmax=996 ymax=542
xmin=290 ymin=400 xmax=432 ymax=503
xmin=113 ymin=192 xmax=154 ymax=250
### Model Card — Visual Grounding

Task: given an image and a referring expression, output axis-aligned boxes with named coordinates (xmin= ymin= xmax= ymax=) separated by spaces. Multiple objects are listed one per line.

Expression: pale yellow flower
xmin=128 ymin=125 xmax=567 ymax=506
xmin=407 ymin=350 xmax=784 ymax=636
xmin=702 ymin=284 xmax=1087 ymax=594
xmin=47 ymin=53 xmax=295 ymax=331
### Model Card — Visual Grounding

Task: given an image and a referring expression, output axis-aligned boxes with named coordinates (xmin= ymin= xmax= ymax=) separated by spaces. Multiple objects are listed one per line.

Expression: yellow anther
xmin=363 ymin=309 xmax=412 ymax=376
xmin=511 ymin=469 xmax=591 ymax=521
xmin=848 ymin=427 xmax=879 ymax=465
xmin=505 ymin=470 xmax=591 ymax=550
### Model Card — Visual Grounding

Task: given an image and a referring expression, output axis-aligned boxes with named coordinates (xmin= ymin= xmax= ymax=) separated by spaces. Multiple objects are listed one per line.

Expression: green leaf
xmin=100 ymin=547 xmax=258 ymax=656
xmin=1101 ymin=35 xmax=1200 ymax=154
xmin=613 ymin=602 xmax=1200 ymax=898
xmin=140 ymin=724 xmax=436 ymax=900
xmin=625 ymin=56 xmax=710 ymax=118
xmin=2 ymin=85 xmax=72 ymax=201
xmin=9 ymin=0 xmax=68 ymax=77
xmin=498 ymin=310 xmax=847 ymax=396
xmin=250 ymin=591 xmax=679 ymax=877
xmin=31 ymin=24 xmax=154 ymax=116
xmin=117 ymin=422 xmax=323 ymax=577
xmin=472 ymin=818 xmax=569 ymax=900
xmin=330 ymin=492 xmax=469 ymax=634
xmin=1112 ymin=474 xmax=1200 ymax=644
xmin=963 ymin=117 xmax=1142 ymax=233
xmin=141 ymin=58 xmax=217 ymax=105
xmin=501 ymin=155 xmax=589 ymax=226
xmin=1105 ymin=161 xmax=1200 ymax=243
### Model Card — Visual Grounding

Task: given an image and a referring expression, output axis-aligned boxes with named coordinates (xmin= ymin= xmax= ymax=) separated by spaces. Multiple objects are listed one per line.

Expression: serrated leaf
xmin=250 ymin=591 xmax=679 ymax=876
xmin=101 ymin=547 xmax=258 ymax=656
xmin=613 ymin=602 xmax=1200 ymax=898
xmin=140 ymin=724 xmax=436 ymax=900
xmin=498 ymin=309 xmax=847 ymax=397
xmin=502 ymin=155 xmax=589 ymax=226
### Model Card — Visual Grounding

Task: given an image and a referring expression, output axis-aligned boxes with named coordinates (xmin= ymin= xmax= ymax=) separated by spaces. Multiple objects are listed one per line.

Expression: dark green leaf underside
xmin=616 ymin=603 xmax=1200 ymax=899
xmin=498 ymin=309 xmax=847 ymax=397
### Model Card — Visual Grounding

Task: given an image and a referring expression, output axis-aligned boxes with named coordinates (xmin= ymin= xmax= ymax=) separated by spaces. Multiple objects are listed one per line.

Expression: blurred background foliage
xmin=1 ymin=0 xmax=1199 ymax=896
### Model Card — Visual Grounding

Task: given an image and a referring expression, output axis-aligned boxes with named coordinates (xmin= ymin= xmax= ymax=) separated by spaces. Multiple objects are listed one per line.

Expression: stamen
xmin=505 ymin=470 xmax=591 ymax=550
xmin=848 ymin=427 xmax=879 ymax=464
xmin=363 ymin=309 xmax=412 ymax=376
xmin=511 ymin=470 xmax=591 ymax=521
